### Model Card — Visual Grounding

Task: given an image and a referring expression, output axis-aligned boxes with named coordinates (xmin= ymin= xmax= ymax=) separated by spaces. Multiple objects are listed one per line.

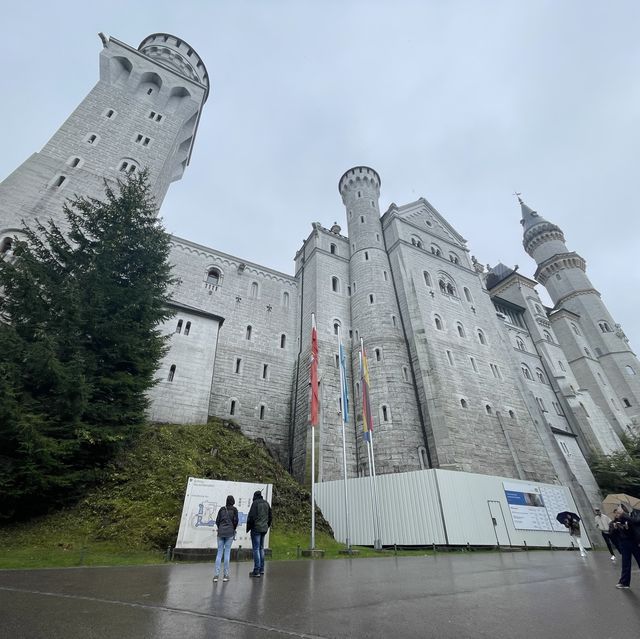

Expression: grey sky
xmin=2 ymin=1 xmax=639 ymax=348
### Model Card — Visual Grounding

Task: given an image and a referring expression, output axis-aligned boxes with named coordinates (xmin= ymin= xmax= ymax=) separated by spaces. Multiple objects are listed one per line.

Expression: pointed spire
xmin=517 ymin=193 xmax=566 ymax=256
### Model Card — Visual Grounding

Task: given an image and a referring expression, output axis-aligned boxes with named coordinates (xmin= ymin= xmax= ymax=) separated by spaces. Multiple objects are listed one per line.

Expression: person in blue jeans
xmin=246 ymin=490 xmax=272 ymax=578
xmin=213 ymin=495 xmax=238 ymax=583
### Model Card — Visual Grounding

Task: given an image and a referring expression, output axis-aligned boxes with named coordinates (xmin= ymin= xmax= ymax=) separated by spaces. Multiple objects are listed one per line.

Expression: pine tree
xmin=0 ymin=171 xmax=175 ymax=519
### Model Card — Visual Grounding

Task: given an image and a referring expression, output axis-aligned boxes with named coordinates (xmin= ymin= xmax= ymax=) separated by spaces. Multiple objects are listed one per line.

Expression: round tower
xmin=339 ymin=166 xmax=427 ymax=474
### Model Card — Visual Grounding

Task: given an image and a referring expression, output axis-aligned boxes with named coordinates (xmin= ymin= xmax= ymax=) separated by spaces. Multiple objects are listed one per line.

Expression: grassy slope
xmin=0 ymin=419 xmax=342 ymax=567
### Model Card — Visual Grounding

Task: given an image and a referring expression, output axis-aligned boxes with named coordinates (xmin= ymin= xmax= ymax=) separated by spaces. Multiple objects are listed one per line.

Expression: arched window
xmin=516 ymin=337 xmax=525 ymax=351
xmin=283 ymin=291 xmax=290 ymax=308
xmin=382 ymin=405 xmax=390 ymax=422
xmin=543 ymin=331 xmax=553 ymax=342
xmin=446 ymin=283 xmax=455 ymax=296
xmin=402 ymin=366 xmax=409 ymax=382
xmin=460 ymin=398 xmax=468 ymax=408
xmin=250 ymin=281 xmax=259 ymax=298
xmin=206 ymin=268 xmax=220 ymax=286
xmin=168 ymin=364 xmax=176 ymax=382
xmin=534 ymin=304 xmax=543 ymax=314
xmin=392 ymin=315 xmax=397 ymax=328
xmin=246 ymin=325 xmax=252 ymax=340
xmin=375 ymin=348 xmax=381 ymax=362
xmin=626 ymin=365 xmax=636 ymax=376
xmin=464 ymin=287 xmax=472 ymax=303
xmin=599 ymin=321 xmax=612 ymax=333
xmin=331 ymin=276 xmax=340 ymax=293
xmin=449 ymin=253 xmax=459 ymax=264
xmin=430 ymin=244 xmax=442 ymax=257
xmin=259 ymin=404 xmax=266 ymax=420
xmin=485 ymin=404 xmax=492 ymax=415
xmin=434 ymin=315 xmax=443 ymax=331
xmin=175 ymin=319 xmax=183 ymax=334
xmin=439 ymin=280 xmax=447 ymax=294
xmin=477 ymin=329 xmax=486 ymax=345
xmin=330 ymin=243 xmax=336 ymax=254
xmin=536 ymin=397 xmax=547 ymax=412
xmin=0 ymin=237 xmax=13 ymax=257
xmin=457 ymin=323 xmax=465 ymax=338
xmin=411 ymin=236 xmax=423 ymax=248
xmin=521 ymin=364 xmax=533 ymax=381
xmin=623 ymin=398 xmax=632 ymax=408
xmin=230 ymin=399 xmax=236 ymax=416
xmin=508 ymin=410 xmax=515 ymax=419
xmin=558 ymin=360 xmax=566 ymax=372
xmin=280 ymin=334 xmax=286 ymax=348
xmin=571 ymin=323 xmax=581 ymax=336
xmin=536 ymin=368 xmax=547 ymax=384
xmin=423 ymin=271 xmax=432 ymax=287
xmin=184 ymin=321 xmax=191 ymax=336
xmin=333 ymin=320 xmax=341 ymax=336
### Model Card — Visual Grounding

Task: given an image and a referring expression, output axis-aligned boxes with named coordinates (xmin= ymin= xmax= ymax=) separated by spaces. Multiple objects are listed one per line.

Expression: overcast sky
xmin=2 ymin=1 xmax=639 ymax=348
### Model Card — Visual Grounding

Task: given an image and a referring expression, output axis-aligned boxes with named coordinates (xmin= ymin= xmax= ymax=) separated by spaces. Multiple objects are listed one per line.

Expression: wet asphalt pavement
xmin=1 ymin=551 xmax=639 ymax=638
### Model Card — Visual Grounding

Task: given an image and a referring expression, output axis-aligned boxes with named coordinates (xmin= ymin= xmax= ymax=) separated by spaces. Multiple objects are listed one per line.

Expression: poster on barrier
xmin=503 ymin=481 xmax=555 ymax=531
xmin=175 ymin=477 xmax=272 ymax=549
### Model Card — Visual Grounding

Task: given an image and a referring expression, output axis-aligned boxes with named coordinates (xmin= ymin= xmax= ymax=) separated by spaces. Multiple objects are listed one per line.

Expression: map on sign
xmin=503 ymin=481 xmax=574 ymax=532
xmin=176 ymin=477 xmax=272 ymax=549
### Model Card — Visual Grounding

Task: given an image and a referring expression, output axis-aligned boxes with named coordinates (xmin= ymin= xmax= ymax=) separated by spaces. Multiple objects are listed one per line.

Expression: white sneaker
xmin=580 ymin=552 xmax=586 ymax=557
xmin=611 ymin=556 xmax=616 ymax=561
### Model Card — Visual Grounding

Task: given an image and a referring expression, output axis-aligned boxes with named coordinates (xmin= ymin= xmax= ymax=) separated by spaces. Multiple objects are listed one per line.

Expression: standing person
xmin=213 ymin=495 xmax=238 ymax=583
xmin=594 ymin=508 xmax=618 ymax=561
xmin=246 ymin=490 xmax=272 ymax=578
xmin=612 ymin=507 xmax=640 ymax=590
xmin=563 ymin=514 xmax=586 ymax=557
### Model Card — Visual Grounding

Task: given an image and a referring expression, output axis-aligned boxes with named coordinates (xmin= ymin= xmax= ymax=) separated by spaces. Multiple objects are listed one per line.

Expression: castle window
xmin=333 ymin=321 xmax=341 ymax=336
xmin=168 ymin=364 xmax=176 ymax=382
xmin=411 ymin=236 xmax=423 ymax=248
xmin=449 ymin=253 xmax=459 ymax=264
xmin=439 ymin=280 xmax=446 ymax=294
xmin=446 ymin=350 xmax=454 ymax=365
xmin=118 ymin=160 xmax=138 ymax=174
xmin=447 ymin=283 xmax=455 ymax=296
xmin=369 ymin=294 xmax=374 ymax=304
xmin=52 ymin=175 xmax=67 ymax=188
xmin=623 ymin=398 xmax=632 ymax=408
xmin=280 ymin=334 xmax=286 ymax=348
xmin=470 ymin=357 xmax=478 ymax=372
xmin=376 ymin=233 xmax=380 ymax=241
xmin=383 ymin=270 xmax=388 ymax=281
xmin=457 ymin=323 xmax=465 ymax=338
xmin=330 ymin=243 xmax=336 ymax=254
xmin=434 ymin=315 xmax=443 ymax=331
xmin=246 ymin=325 xmax=252 ymax=340
xmin=283 ymin=291 xmax=290 ymax=307
xmin=553 ymin=402 xmax=564 ymax=415
xmin=105 ymin=109 xmax=115 ymax=118
xmin=579 ymin=402 xmax=590 ymax=417
xmin=521 ymin=364 xmax=533 ymax=381
xmin=571 ymin=323 xmax=581 ymax=336
xmin=85 ymin=133 xmax=99 ymax=145
xmin=352 ymin=282 xmax=356 ymax=292
xmin=375 ymin=348 xmax=381 ymax=362
xmin=147 ymin=88 xmax=153 ymax=95
xmin=402 ymin=366 xmax=409 ymax=382
xmin=464 ymin=287 xmax=472 ymax=303
xmin=490 ymin=363 xmax=501 ymax=379
xmin=516 ymin=337 xmax=525 ymax=351
xmin=250 ymin=281 xmax=259 ymax=298
xmin=230 ymin=400 xmax=236 ymax=416
xmin=536 ymin=397 xmax=547 ymax=412
xmin=184 ymin=321 xmax=191 ymax=336
xmin=559 ymin=441 xmax=570 ymax=455
xmin=262 ymin=364 xmax=268 ymax=379
xmin=460 ymin=398 xmax=467 ymax=408
xmin=534 ymin=304 xmax=543 ymax=314
xmin=599 ymin=321 xmax=612 ymax=333
xmin=426 ymin=219 xmax=432 ymax=227
xmin=364 ymin=251 xmax=369 ymax=261
xmin=348 ymin=286 xmax=351 ymax=296
xmin=508 ymin=410 xmax=515 ymax=419
xmin=335 ymin=354 xmax=340 ymax=368
xmin=382 ymin=405 xmax=390 ymax=422
xmin=430 ymin=244 xmax=442 ymax=257
xmin=423 ymin=271 xmax=432 ymax=287
xmin=558 ymin=360 xmax=566 ymax=372
xmin=418 ymin=446 xmax=429 ymax=469
xmin=360 ymin=216 xmax=365 ymax=223
xmin=543 ymin=331 xmax=553 ymax=342
xmin=357 ymin=191 xmax=361 ymax=197
xmin=0 ymin=237 xmax=13 ymax=256
xmin=206 ymin=268 xmax=220 ymax=286
xmin=556 ymin=273 xmax=561 ymax=280
xmin=235 ymin=358 xmax=242 ymax=374
xmin=477 ymin=329 xmax=486 ymax=345
xmin=259 ymin=405 xmax=265 ymax=420
xmin=536 ymin=368 xmax=547 ymax=384
xmin=331 ymin=276 xmax=340 ymax=293
xmin=67 ymin=156 xmax=82 ymax=168
xmin=175 ymin=319 xmax=183 ymax=334
xmin=485 ymin=404 xmax=492 ymax=415
xmin=584 ymin=347 xmax=591 ymax=357
xmin=392 ymin=315 xmax=397 ymax=328
xmin=626 ymin=365 xmax=636 ymax=376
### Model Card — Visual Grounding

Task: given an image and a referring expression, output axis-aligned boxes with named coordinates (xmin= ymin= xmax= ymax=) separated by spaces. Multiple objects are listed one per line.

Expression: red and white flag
xmin=310 ymin=314 xmax=319 ymax=427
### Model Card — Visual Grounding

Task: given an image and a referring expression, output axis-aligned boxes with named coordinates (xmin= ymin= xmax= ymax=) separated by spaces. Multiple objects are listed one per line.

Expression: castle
xmin=1 ymin=33 xmax=639 ymax=510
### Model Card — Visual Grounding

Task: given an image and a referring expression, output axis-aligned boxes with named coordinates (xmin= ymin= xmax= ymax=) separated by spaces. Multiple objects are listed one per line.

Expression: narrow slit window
xmin=176 ymin=319 xmax=183 ymax=334
xmin=184 ymin=321 xmax=191 ymax=336
xmin=168 ymin=365 xmax=176 ymax=382
xmin=235 ymin=358 xmax=242 ymax=374
xmin=259 ymin=405 xmax=265 ymax=420
xmin=280 ymin=334 xmax=286 ymax=348
xmin=262 ymin=364 xmax=268 ymax=379
xmin=230 ymin=400 xmax=236 ymax=416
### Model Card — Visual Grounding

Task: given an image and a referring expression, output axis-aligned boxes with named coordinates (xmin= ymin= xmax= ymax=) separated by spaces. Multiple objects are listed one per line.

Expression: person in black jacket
xmin=246 ymin=490 xmax=272 ymax=578
xmin=612 ymin=507 xmax=640 ymax=590
xmin=213 ymin=495 xmax=239 ymax=583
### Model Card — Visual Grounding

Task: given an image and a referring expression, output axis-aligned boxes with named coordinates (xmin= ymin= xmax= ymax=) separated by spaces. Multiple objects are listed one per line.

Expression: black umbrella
xmin=556 ymin=511 xmax=580 ymax=524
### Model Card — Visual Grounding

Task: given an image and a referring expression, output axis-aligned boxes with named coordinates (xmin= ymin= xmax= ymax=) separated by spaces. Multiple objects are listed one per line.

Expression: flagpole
xmin=361 ymin=349 xmax=377 ymax=548
xmin=369 ymin=428 xmax=383 ymax=550
xmin=338 ymin=327 xmax=352 ymax=551
xmin=311 ymin=404 xmax=315 ymax=551
xmin=310 ymin=314 xmax=319 ymax=551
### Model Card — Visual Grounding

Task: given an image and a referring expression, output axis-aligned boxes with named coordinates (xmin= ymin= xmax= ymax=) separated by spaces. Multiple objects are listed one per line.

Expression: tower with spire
xmin=520 ymin=197 xmax=640 ymax=436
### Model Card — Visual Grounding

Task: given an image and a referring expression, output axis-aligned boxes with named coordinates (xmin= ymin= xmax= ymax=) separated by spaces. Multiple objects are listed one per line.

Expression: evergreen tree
xmin=0 ymin=171 xmax=175 ymax=519
xmin=591 ymin=435 xmax=640 ymax=496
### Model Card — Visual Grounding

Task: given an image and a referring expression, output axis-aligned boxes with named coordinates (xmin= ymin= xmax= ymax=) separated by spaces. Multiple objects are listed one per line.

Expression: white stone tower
xmin=0 ymin=33 xmax=209 ymax=252
xmin=339 ymin=167 xmax=427 ymax=474
xmin=521 ymin=198 xmax=640 ymax=435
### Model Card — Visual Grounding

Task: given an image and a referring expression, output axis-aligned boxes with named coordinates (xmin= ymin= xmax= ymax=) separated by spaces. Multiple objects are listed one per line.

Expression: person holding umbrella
xmin=557 ymin=511 xmax=586 ymax=557
xmin=611 ymin=506 xmax=640 ymax=590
